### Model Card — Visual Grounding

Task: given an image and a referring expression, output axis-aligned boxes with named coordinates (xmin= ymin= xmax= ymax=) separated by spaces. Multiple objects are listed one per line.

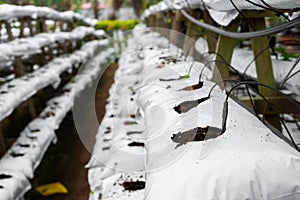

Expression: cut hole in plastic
xmin=18 ymin=143 xmax=30 ymax=148
xmin=27 ymin=136 xmax=37 ymax=140
xmin=158 ymin=56 xmax=182 ymax=64
xmin=179 ymin=82 xmax=203 ymax=91
xmin=127 ymin=131 xmax=143 ymax=135
xmin=10 ymin=152 xmax=25 ymax=157
xmin=0 ymin=174 xmax=12 ymax=179
xmin=104 ymin=127 xmax=111 ymax=134
xmin=171 ymin=126 xmax=222 ymax=148
xmin=159 ymin=75 xmax=189 ymax=82
xmin=102 ymin=147 xmax=110 ymax=151
xmin=130 ymin=114 xmax=136 ymax=118
xmin=30 ymin=129 xmax=40 ymax=133
xmin=124 ymin=121 xmax=138 ymax=125
xmin=122 ymin=181 xmax=145 ymax=191
xmin=40 ymin=111 xmax=55 ymax=119
xmin=128 ymin=142 xmax=144 ymax=147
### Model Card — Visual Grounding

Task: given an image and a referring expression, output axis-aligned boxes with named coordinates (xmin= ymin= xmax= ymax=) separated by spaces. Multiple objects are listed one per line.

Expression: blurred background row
xmin=0 ymin=0 xmax=161 ymax=20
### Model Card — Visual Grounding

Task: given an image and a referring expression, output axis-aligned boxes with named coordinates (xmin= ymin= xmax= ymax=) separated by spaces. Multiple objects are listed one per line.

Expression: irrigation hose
xmin=181 ymin=10 xmax=300 ymax=39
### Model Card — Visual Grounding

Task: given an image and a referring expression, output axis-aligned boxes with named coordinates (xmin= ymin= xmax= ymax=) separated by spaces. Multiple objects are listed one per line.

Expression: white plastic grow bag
xmin=0 ymin=171 xmax=31 ymax=200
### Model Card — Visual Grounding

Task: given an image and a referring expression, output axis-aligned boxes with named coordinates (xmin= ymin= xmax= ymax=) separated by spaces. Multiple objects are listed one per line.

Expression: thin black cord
xmin=199 ymin=59 xmax=241 ymax=82
xmin=245 ymin=84 xmax=259 ymax=117
xmin=281 ymin=69 xmax=300 ymax=85
xmin=206 ymin=79 xmax=259 ymax=118
xmin=242 ymin=36 xmax=286 ymax=78
xmin=245 ymin=0 xmax=290 ymax=21
xmin=279 ymin=56 xmax=300 ymax=87
xmin=208 ymin=79 xmax=239 ymax=97
xmin=202 ymin=51 xmax=227 ymax=62
xmin=241 ymin=45 xmax=270 ymax=77
xmin=229 ymin=0 xmax=256 ymax=31
xmin=224 ymin=81 xmax=300 ymax=152
xmin=259 ymin=0 xmax=300 ymax=14
xmin=208 ymin=81 xmax=300 ymax=116
xmin=223 ymin=81 xmax=300 ymax=152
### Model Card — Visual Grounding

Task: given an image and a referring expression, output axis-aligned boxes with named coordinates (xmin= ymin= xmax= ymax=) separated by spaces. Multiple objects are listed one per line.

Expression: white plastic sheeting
xmin=282 ymin=115 xmax=300 ymax=149
xmin=231 ymin=48 xmax=300 ymax=96
xmin=142 ymin=0 xmax=300 ymax=26
xmin=195 ymin=38 xmax=300 ymax=150
xmin=88 ymin=25 xmax=300 ymax=200
xmin=203 ymin=0 xmax=300 ymax=26
xmin=141 ymin=27 xmax=300 ymax=200
xmin=0 ymin=171 xmax=31 ymax=200
xmin=0 ymin=44 xmax=115 ymax=200
xmin=0 ymin=26 xmax=103 ymax=71
xmin=0 ymin=40 xmax=104 ymax=122
xmin=194 ymin=37 xmax=300 ymax=96
xmin=0 ymin=4 xmax=95 ymax=25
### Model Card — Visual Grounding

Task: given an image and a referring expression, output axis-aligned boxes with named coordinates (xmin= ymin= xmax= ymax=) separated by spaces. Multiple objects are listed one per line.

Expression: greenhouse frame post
xmin=212 ymin=19 xmax=239 ymax=84
xmin=170 ymin=10 xmax=184 ymax=46
xmin=183 ymin=9 xmax=200 ymax=56
xmin=202 ymin=10 xmax=217 ymax=52
xmin=249 ymin=17 xmax=281 ymax=130
xmin=4 ymin=21 xmax=14 ymax=41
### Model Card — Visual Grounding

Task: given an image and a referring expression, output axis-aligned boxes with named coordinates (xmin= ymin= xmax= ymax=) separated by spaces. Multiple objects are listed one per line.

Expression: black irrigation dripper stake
xmin=224 ymin=81 xmax=300 ymax=152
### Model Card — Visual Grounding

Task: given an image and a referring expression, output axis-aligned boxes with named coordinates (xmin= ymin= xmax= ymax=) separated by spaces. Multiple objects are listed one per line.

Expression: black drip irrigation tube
xmin=207 ymin=80 xmax=300 ymax=152
xmin=181 ymin=10 xmax=300 ymax=39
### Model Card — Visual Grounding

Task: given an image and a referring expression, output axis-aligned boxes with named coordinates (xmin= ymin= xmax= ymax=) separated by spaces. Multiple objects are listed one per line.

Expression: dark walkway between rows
xmin=25 ymin=63 xmax=118 ymax=200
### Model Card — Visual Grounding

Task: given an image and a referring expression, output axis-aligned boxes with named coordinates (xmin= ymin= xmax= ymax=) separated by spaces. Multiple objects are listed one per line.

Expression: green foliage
xmin=275 ymin=46 xmax=300 ymax=61
xmin=95 ymin=19 xmax=140 ymax=32
xmin=167 ymin=18 xmax=172 ymax=24
xmin=181 ymin=74 xmax=190 ymax=80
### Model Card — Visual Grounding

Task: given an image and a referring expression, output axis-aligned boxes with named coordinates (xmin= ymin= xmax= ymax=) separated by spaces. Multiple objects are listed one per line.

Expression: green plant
xmin=95 ymin=19 xmax=140 ymax=32
xmin=275 ymin=46 xmax=300 ymax=61
xmin=181 ymin=74 xmax=190 ymax=79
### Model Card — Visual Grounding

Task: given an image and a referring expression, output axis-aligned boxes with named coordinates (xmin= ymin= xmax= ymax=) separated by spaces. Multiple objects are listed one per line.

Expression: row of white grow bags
xmin=0 ymin=4 xmax=96 ymax=26
xmin=0 ymin=39 xmax=110 ymax=122
xmin=0 ymin=26 xmax=105 ymax=70
xmin=88 ymin=25 xmax=300 ymax=200
xmin=0 ymin=43 xmax=115 ymax=200
xmin=142 ymin=0 xmax=300 ymax=26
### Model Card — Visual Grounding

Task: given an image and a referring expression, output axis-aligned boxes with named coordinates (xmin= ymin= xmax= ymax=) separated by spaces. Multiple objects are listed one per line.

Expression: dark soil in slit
xmin=128 ymin=142 xmax=144 ymax=147
xmin=122 ymin=181 xmax=146 ymax=191
xmin=25 ymin=63 xmax=118 ymax=200
xmin=179 ymin=82 xmax=203 ymax=91
xmin=171 ymin=126 xmax=222 ymax=148
xmin=0 ymin=174 xmax=12 ymax=179
xmin=104 ymin=127 xmax=111 ymax=134
xmin=10 ymin=152 xmax=25 ymax=157
xmin=159 ymin=75 xmax=187 ymax=82
xmin=158 ymin=56 xmax=182 ymax=64
xmin=127 ymin=131 xmax=143 ymax=135
xmin=174 ymin=96 xmax=210 ymax=114
xmin=124 ymin=121 xmax=138 ymax=125
xmin=102 ymin=147 xmax=110 ymax=151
